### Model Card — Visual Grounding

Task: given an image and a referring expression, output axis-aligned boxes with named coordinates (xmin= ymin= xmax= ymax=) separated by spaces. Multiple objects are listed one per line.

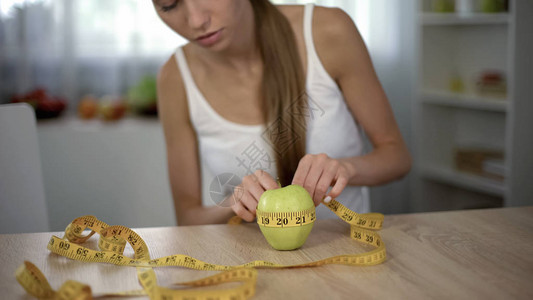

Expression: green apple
xmin=257 ymin=184 xmax=315 ymax=250
xmin=127 ymin=76 xmax=157 ymax=114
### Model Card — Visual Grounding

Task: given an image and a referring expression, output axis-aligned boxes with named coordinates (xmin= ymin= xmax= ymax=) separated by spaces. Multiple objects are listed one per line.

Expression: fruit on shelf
xmin=476 ymin=70 xmax=507 ymax=97
xmin=10 ymin=88 xmax=67 ymax=119
xmin=127 ymin=76 xmax=158 ymax=116
xmin=257 ymin=184 xmax=315 ymax=251
xmin=432 ymin=0 xmax=455 ymax=12
xmin=78 ymin=95 xmax=99 ymax=120
xmin=98 ymin=97 xmax=127 ymax=121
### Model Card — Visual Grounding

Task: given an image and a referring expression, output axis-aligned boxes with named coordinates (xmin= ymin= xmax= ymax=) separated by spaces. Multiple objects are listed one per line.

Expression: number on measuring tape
xmin=276 ymin=217 xmax=288 ymax=226
xmin=76 ymin=248 xmax=88 ymax=257
xmin=58 ymin=241 xmax=70 ymax=251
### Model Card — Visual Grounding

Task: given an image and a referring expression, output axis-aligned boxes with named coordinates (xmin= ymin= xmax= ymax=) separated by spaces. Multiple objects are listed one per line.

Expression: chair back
xmin=0 ymin=103 xmax=49 ymax=233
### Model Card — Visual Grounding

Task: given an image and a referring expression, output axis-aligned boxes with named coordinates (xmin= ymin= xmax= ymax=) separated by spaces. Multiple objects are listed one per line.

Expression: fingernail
xmin=324 ymin=196 xmax=332 ymax=203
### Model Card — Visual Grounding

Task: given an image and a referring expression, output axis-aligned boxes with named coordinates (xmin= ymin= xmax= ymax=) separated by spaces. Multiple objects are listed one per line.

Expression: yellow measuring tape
xmin=256 ymin=207 xmax=316 ymax=227
xmin=15 ymin=198 xmax=386 ymax=299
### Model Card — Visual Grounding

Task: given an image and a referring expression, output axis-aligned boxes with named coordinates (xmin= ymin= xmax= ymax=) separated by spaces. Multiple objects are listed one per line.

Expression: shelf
xmin=420 ymin=165 xmax=505 ymax=197
xmin=420 ymin=90 xmax=508 ymax=112
xmin=36 ymin=115 xmax=161 ymax=132
xmin=421 ymin=13 xmax=510 ymax=25
xmin=414 ymin=1 xmax=533 ymax=210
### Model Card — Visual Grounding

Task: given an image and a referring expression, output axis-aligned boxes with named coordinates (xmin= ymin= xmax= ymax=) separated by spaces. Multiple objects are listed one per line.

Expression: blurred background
xmin=1 ymin=0 xmax=531 ymax=232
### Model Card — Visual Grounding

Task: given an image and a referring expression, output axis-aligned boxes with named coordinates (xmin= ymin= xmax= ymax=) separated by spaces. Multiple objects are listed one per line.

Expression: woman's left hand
xmin=291 ymin=153 xmax=352 ymax=207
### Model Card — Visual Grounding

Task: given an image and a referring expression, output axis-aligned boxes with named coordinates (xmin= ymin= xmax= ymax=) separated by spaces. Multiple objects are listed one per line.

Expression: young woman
xmin=153 ymin=0 xmax=411 ymax=225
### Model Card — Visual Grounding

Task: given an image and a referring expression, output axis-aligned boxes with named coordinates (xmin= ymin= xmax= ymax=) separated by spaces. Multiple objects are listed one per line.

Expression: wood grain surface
xmin=1 ymin=206 xmax=532 ymax=299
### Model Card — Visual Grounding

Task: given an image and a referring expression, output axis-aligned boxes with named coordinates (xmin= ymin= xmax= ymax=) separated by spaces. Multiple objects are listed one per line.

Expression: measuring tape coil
xmin=16 ymin=198 xmax=385 ymax=299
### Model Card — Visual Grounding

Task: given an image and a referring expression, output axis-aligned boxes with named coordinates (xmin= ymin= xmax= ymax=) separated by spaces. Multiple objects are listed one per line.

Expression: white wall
xmin=360 ymin=0 xmax=417 ymax=214
xmin=38 ymin=118 xmax=176 ymax=231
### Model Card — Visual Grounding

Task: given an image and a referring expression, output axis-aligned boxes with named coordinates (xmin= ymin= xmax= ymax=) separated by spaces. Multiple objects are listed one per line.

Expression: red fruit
xmin=37 ymin=100 xmax=55 ymax=111
xmin=99 ymin=100 xmax=127 ymax=121
xmin=26 ymin=88 xmax=48 ymax=102
xmin=10 ymin=88 xmax=67 ymax=119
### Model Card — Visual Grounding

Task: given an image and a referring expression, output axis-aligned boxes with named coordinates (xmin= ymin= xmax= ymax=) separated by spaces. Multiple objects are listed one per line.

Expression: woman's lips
xmin=195 ymin=29 xmax=223 ymax=47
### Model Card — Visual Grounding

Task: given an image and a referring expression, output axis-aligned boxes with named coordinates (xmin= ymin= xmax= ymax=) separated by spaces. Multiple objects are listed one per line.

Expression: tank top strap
xmin=303 ymin=3 xmax=318 ymax=72
xmin=174 ymin=46 xmax=201 ymax=126
xmin=303 ymin=3 xmax=341 ymax=92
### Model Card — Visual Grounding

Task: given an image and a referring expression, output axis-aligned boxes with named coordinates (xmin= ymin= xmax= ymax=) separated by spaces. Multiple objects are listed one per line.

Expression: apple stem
xmin=276 ymin=177 xmax=282 ymax=188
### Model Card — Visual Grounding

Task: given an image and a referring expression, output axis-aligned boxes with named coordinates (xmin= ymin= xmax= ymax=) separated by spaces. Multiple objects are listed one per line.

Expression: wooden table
xmin=1 ymin=207 xmax=532 ymax=299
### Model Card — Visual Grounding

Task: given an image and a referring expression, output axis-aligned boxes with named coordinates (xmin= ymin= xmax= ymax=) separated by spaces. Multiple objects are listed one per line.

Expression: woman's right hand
xmin=229 ymin=170 xmax=279 ymax=222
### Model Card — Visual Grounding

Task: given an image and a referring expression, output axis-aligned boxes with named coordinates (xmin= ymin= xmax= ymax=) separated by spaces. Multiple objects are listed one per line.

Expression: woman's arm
xmin=157 ymin=55 xmax=235 ymax=226
xmin=319 ymin=7 xmax=411 ymax=185
xmin=292 ymin=7 xmax=411 ymax=205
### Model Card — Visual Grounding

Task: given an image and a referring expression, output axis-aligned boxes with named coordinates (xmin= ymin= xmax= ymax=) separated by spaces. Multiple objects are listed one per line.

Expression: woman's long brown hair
xmin=250 ymin=0 xmax=307 ymax=187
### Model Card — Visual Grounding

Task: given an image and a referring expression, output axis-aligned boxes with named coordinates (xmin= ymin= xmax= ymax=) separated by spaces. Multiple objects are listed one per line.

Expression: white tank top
xmin=174 ymin=3 xmax=370 ymax=219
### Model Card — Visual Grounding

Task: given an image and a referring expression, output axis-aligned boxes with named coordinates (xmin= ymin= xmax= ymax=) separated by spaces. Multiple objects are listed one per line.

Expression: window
xmin=0 ymin=0 xmax=186 ymax=105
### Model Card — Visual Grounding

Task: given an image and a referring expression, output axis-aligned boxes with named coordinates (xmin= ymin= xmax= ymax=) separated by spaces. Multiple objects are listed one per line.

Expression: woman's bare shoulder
xmin=158 ymin=54 xmax=182 ymax=95
xmin=275 ymin=4 xmax=304 ymax=20
xmin=276 ymin=4 xmax=354 ymax=36
xmin=312 ymin=6 xmax=367 ymax=81
xmin=275 ymin=5 xmax=305 ymax=36
xmin=276 ymin=4 xmax=362 ymax=80
xmin=157 ymin=51 xmax=191 ymax=130
xmin=313 ymin=6 xmax=358 ymax=41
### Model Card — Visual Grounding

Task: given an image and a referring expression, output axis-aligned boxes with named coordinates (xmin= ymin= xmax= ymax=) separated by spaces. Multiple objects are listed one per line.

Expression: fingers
xmin=240 ymin=171 xmax=277 ymax=212
xmin=239 ymin=186 xmax=258 ymax=215
xmin=231 ymin=200 xmax=255 ymax=222
xmin=292 ymin=153 xmax=350 ymax=206
xmin=292 ymin=154 xmax=312 ymax=187
xmin=231 ymin=170 xmax=279 ymax=222
xmin=303 ymin=165 xmax=323 ymax=204
xmin=328 ymin=170 xmax=348 ymax=199
xmin=254 ymin=170 xmax=279 ymax=190
xmin=313 ymin=161 xmax=339 ymax=205
xmin=242 ymin=176 xmax=263 ymax=206
xmin=299 ymin=154 xmax=327 ymax=202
